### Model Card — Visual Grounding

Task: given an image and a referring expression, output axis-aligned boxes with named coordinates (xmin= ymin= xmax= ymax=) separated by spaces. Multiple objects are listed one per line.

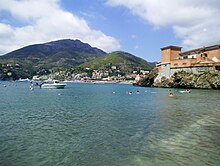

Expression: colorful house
xmin=156 ymin=44 xmax=220 ymax=78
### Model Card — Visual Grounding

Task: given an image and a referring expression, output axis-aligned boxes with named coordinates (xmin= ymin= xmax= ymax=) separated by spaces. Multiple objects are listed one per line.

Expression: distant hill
xmin=0 ymin=40 xmax=155 ymax=80
xmin=0 ymin=39 xmax=106 ymax=80
xmin=81 ymin=51 xmax=153 ymax=72
xmin=1 ymin=39 xmax=106 ymax=68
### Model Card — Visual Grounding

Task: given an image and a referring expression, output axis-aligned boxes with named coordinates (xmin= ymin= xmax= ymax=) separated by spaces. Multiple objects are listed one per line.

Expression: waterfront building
xmin=156 ymin=44 xmax=220 ymax=78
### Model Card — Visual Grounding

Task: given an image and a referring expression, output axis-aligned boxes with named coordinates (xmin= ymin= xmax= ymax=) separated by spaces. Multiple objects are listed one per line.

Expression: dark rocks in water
xmin=134 ymin=68 xmax=159 ymax=87
xmin=154 ymin=71 xmax=197 ymax=89
xmin=167 ymin=71 xmax=220 ymax=89
xmin=136 ymin=70 xmax=220 ymax=89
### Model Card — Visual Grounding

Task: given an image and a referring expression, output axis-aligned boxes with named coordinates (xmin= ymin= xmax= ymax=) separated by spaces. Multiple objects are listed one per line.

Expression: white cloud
xmin=0 ymin=0 xmax=120 ymax=54
xmin=106 ymin=0 xmax=220 ymax=50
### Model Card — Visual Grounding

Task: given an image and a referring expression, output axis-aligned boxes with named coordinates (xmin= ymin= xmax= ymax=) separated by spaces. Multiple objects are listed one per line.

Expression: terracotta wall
xmin=170 ymin=59 xmax=197 ymax=68
xmin=161 ymin=49 xmax=171 ymax=63
xmin=161 ymin=48 xmax=181 ymax=63
xmin=202 ymin=49 xmax=220 ymax=60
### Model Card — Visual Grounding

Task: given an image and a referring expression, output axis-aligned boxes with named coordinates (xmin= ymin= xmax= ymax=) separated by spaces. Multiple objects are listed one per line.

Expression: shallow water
xmin=0 ymin=82 xmax=219 ymax=166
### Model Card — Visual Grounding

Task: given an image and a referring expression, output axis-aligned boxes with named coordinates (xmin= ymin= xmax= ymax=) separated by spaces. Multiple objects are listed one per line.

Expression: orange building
xmin=156 ymin=44 xmax=220 ymax=78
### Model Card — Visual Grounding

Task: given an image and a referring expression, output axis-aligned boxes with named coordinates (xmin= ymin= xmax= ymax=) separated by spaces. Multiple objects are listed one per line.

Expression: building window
xmin=183 ymin=63 xmax=187 ymax=65
xmin=215 ymin=66 xmax=220 ymax=71
xmin=174 ymin=63 xmax=178 ymax=66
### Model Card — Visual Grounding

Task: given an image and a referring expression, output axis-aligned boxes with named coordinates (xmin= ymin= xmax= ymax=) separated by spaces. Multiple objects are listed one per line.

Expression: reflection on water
xmin=0 ymin=82 xmax=219 ymax=166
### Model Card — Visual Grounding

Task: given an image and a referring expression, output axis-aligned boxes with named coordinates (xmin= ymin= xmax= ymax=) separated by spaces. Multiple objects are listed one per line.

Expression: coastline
xmin=63 ymin=80 xmax=134 ymax=85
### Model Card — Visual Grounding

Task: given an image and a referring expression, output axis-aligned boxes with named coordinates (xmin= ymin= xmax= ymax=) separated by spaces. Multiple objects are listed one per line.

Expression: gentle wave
xmin=0 ymin=82 xmax=219 ymax=166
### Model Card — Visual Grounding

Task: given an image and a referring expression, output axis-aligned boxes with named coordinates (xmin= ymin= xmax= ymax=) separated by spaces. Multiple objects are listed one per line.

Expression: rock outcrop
xmin=134 ymin=68 xmax=159 ymax=87
xmin=136 ymin=70 xmax=220 ymax=89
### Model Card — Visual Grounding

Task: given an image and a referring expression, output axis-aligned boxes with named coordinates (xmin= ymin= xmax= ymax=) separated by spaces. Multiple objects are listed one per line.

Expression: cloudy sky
xmin=0 ymin=0 xmax=220 ymax=61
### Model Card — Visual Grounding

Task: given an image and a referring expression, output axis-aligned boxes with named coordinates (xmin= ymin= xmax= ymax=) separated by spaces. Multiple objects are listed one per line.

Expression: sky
xmin=0 ymin=0 xmax=220 ymax=62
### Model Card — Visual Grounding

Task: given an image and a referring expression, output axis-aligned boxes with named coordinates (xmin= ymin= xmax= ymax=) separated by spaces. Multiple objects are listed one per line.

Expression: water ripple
xmin=0 ymin=83 xmax=219 ymax=165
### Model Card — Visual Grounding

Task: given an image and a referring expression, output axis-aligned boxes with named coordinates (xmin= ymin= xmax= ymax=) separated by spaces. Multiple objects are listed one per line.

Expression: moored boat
xmin=41 ymin=80 xmax=66 ymax=89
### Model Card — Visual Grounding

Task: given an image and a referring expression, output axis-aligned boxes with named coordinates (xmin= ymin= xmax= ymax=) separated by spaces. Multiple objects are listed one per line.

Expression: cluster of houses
xmin=32 ymin=67 xmax=150 ymax=83
xmin=90 ymin=70 xmax=148 ymax=82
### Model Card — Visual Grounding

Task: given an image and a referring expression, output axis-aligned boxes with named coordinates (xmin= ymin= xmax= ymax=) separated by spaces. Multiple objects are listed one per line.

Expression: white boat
xmin=41 ymin=80 xmax=66 ymax=89
xmin=17 ymin=78 xmax=30 ymax=82
xmin=179 ymin=89 xmax=191 ymax=93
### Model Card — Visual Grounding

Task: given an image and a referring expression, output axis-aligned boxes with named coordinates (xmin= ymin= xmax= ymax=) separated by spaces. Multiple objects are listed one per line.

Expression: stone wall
xmin=155 ymin=66 xmax=216 ymax=84
xmin=135 ymin=68 xmax=220 ymax=89
xmin=158 ymin=63 xmax=171 ymax=78
xmin=153 ymin=71 xmax=220 ymax=89
xmin=170 ymin=66 xmax=215 ymax=76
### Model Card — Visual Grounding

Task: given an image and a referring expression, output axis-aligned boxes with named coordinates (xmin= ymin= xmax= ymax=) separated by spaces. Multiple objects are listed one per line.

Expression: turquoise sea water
xmin=0 ymin=81 xmax=219 ymax=166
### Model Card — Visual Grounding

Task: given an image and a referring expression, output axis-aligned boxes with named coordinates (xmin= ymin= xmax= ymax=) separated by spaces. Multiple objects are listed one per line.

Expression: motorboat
xmin=179 ymin=89 xmax=191 ymax=93
xmin=41 ymin=80 xmax=66 ymax=89
xmin=17 ymin=78 xmax=30 ymax=82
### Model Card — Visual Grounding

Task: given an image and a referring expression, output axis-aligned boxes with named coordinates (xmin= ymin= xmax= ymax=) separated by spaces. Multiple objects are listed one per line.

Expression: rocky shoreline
xmin=135 ymin=69 xmax=220 ymax=89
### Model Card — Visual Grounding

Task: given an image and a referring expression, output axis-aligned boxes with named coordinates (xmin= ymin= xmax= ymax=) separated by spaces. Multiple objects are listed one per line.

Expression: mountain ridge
xmin=81 ymin=51 xmax=153 ymax=71
xmin=0 ymin=39 xmax=107 ymax=80
xmin=0 ymin=39 xmax=155 ymax=80
xmin=2 ymin=39 xmax=106 ymax=59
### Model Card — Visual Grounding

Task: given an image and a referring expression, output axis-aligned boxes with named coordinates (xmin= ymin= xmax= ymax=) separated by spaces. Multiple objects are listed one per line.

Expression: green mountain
xmin=0 ymin=40 xmax=155 ymax=81
xmin=1 ymin=39 xmax=106 ymax=67
xmin=81 ymin=51 xmax=153 ymax=72
xmin=0 ymin=39 xmax=106 ymax=80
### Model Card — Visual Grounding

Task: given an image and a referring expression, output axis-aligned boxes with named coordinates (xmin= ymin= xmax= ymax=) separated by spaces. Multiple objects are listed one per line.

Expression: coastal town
xmin=31 ymin=66 xmax=150 ymax=84
xmin=2 ymin=43 xmax=220 ymax=88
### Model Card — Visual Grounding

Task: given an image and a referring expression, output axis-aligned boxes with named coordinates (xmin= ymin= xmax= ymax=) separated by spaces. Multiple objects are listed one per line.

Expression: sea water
xmin=0 ymin=82 xmax=219 ymax=166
